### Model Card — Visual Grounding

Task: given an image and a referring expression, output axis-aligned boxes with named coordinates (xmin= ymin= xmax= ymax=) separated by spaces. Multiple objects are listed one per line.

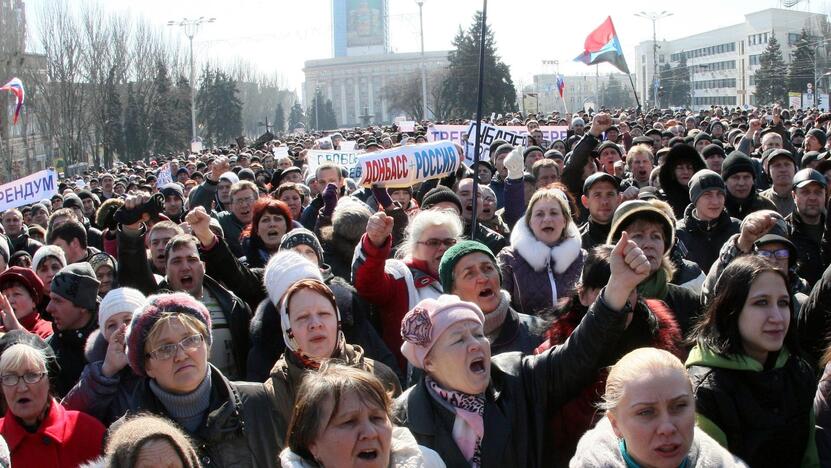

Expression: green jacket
xmin=686 ymin=345 xmax=819 ymax=467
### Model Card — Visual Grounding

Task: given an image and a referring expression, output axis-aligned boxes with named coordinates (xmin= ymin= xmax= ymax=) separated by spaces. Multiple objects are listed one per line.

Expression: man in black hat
xmin=760 ymin=149 xmax=797 ymax=217
xmin=721 ymin=151 xmax=777 ymax=220
xmin=579 ymin=172 xmax=621 ymax=250
xmin=160 ymin=182 xmax=186 ymax=223
xmin=45 ymin=262 xmax=100 ymax=396
xmin=787 ymin=168 xmax=827 ymax=287
xmin=562 ymin=112 xmax=611 ymax=220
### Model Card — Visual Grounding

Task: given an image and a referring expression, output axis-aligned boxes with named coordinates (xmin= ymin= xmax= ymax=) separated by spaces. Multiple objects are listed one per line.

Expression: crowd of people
xmin=0 ymin=104 xmax=829 ymax=467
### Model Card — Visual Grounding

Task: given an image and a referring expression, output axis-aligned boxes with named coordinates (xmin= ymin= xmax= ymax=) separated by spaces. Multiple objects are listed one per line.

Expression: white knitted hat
xmin=99 ymin=287 xmax=147 ymax=331
xmin=31 ymin=244 xmax=66 ymax=271
xmin=263 ymin=250 xmax=323 ymax=305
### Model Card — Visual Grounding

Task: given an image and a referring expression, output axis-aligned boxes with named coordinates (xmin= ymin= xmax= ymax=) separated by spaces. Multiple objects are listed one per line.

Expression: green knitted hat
xmin=439 ymin=240 xmax=500 ymax=293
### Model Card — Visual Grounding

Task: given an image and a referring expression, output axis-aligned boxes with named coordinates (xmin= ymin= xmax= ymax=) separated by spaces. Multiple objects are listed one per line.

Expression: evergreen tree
xmin=754 ymin=33 xmax=788 ymax=105
xmin=172 ymin=75 xmax=193 ymax=147
xmin=149 ymin=61 xmax=179 ymax=155
xmin=196 ymin=67 xmax=243 ymax=146
xmin=306 ymin=89 xmax=338 ymax=130
xmin=102 ymin=70 xmax=123 ymax=167
xmin=655 ymin=63 xmax=672 ymax=108
xmin=323 ymin=99 xmax=337 ymax=130
xmin=275 ymin=102 xmax=285 ymax=133
xmin=787 ymin=29 xmax=815 ymax=94
xmin=288 ymin=103 xmax=305 ymax=131
xmin=440 ymin=11 xmax=517 ymax=118
xmin=124 ymin=82 xmax=148 ymax=161
xmin=671 ymin=54 xmax=691 ymax=107
xmin=601 ymin=75 xmax=635 ymax=108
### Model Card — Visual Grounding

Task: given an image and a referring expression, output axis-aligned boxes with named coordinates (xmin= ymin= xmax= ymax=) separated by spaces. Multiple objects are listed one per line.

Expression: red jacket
xmin=0 ymin=312 xmax=53 ymax=339
xmin=0 ymin=399 xmax=105 ymax=468
xmin=535 ymin=298 xmax=683 ymax=467
xmin=353 ymin=234 xmax=442 ymax=369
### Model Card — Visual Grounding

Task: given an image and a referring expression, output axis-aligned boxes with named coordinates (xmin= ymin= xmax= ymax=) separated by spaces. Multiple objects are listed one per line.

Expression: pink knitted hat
xmin=400 ymin=294 xmax=485 ymax=370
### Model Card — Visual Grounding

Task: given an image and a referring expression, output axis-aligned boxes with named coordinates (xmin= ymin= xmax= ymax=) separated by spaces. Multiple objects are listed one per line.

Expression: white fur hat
xmin=99 ymin=287 xmax=146 ymax=331
xmin=263 ymin=250 xmax=323 ymax=305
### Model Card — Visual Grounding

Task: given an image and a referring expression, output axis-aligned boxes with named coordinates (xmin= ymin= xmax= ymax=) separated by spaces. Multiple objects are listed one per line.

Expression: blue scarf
xmin=619 ymin=438 xmax=689 ymax=468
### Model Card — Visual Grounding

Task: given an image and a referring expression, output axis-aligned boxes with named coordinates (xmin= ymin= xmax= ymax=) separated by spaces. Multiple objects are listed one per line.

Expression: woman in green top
xmin=686 ymin=255 xmax=819 ymax=467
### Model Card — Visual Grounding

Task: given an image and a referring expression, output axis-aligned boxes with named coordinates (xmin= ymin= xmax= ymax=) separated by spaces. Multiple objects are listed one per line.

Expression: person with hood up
xmin=676 ymin=170 xmax=741 ymax=273
xmin=722 ymin=151 xmax=777 ymax=220
xmin=264 ymin=278 xmax=401 ymax=451
xmin=657 ymin=144 xmax=707 ymax=219
xmin=159 ymin=183 xmax=186 ymax=223
xmin=571 ymin=348 xmax=747 ymax=468
xmin=394 ymin=230 xmax=652 ymax=467
xmin=686 ymin=256 xmax=819 ymax=467
xmin=496 ymin=187 xmax=584 ymax=316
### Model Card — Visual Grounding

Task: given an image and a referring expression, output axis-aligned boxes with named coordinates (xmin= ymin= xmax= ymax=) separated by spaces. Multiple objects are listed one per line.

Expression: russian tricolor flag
xmin=0 ymin=77 xmax=24 ymax=125
xmin=574 ymin=17 xmax=630 ymax=74
xmin=556 ymin=74 xmax=565 ymax=98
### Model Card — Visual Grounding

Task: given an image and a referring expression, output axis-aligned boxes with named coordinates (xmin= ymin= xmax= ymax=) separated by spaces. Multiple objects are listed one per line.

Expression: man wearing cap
xmin=787 ymin=168 xmax=827 ymax=287
xmin=188 ymin=156 xmax=236 ymax=214
xmin=160 ymin=182 xmax=186 ymax=223
xmin=45 ymin=263 xmax=100 ymax=397
xmin=579 ymin=172 xmax=622 ymax=250
xmin=657 ymin=144 xmax=707 ymax=219
xmin=800 ymin=128 xmax=827 ymax=167
xmin=99 ymin=173 xmax=116 ymax=201
xmin=62 ymin=193 xmax=104 ymax=249
xmin=722 ymin=151 xmax=777 ymax=220
xmin=701 ymin=144 xmax=726 ymax=175
xmin=760 ymin=149 xmax=798 ymax=217
xmin=676 ymin=170 xmax=740 ymax=273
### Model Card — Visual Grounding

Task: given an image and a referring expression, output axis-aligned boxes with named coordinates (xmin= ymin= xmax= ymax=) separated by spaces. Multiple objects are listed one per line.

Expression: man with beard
xmin=116 ymin=195 xmax=251 ymax=380
xmin=760 ymin=149 xmax=797 ymax=217
xmin=579 ymin=172 xmax=621 ymax=250
xmin=788 ymin=168 xmax=827 ymax=288
xmin=721 ymin=151 xmax=776 ymax=220
xmin=159 ymin=183 xmax=186 ymax=223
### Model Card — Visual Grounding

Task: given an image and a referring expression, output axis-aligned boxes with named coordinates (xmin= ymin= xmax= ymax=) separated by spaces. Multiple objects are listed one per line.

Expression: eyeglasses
xmin=232 ymin=197 xmax=256 ymax=206
xmin=145 ymin=334 xmax=205 ymax=361
xmin=757 ymin=248 xmax=790 ymax=260
xmin=1 ymin=372 xmax=47 ymax=387
xmin=417 ymin=238 xmax=458 ymax=248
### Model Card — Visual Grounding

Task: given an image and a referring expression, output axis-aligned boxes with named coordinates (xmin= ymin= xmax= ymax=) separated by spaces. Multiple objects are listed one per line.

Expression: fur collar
xmin=510 ymin=216 xmax=582 ymax=273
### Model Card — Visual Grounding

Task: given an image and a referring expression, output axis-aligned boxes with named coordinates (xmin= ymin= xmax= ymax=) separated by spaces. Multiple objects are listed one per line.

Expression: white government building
xmin=634 ymin=8 xmax=829 ymax=110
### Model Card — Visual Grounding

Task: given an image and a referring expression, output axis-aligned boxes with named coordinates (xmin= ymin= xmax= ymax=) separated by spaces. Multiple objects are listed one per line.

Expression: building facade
xmin=531 ymin=73 xmax=633 ymax=114
xmin=634 ymin=8 xmax=828 ymax=110
xmin=303 ymin=51 xmax=449 ymax=126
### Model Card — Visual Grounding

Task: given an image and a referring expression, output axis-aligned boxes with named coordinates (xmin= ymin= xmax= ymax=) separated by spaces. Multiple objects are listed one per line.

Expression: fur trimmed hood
xmin=509 ymin=216 xmax=582 ymax=273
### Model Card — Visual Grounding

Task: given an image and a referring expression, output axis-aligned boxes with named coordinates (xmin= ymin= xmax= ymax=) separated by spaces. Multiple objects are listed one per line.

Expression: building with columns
xmin=303 ymin=51 xmax=449 ymax=126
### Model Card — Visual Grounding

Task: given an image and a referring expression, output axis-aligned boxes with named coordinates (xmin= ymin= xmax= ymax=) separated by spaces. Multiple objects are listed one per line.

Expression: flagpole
xmin=470 ymin=0 xmax=487 ymax=241
xmin=626 ymin=73 xmax=642 ymax=116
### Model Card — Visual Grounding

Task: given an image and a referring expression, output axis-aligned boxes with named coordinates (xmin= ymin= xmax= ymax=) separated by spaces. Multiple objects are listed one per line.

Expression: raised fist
xmin=366 ymin=211 xmax=394 ymax=248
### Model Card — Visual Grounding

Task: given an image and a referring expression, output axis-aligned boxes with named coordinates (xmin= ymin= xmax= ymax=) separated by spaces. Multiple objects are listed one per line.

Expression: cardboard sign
xmin=156 ymin=163 xmax=173 ymax=188
xmin=273 ymin=146 xmax=289 ymax=158
xmin=398 ymin=120 xmax=416 ymax=132
xmin=340 ymin=140 xmax=357 ymax=151
xmin=0 ymin=169 xmax=58 ymax=211
xmin=307 ymin=150 xmax=364 ymax=180
xmin=428 ymin=124 xmax=569 ymax=164
xmin=357 ymin=140 xmax=461 ymax=188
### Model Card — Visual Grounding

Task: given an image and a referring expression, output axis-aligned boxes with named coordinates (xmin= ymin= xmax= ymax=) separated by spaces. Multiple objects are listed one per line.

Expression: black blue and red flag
xmin=574 ymin=17 xmax=630 ymax=74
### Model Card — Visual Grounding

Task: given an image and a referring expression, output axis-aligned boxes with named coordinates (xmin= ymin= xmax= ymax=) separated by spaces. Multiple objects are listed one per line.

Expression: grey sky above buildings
xmin=24 ymin=0 xmax=831 ymax=95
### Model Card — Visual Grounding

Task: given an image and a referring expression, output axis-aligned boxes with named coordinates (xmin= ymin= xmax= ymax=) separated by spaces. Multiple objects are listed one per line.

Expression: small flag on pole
xmin=556 ymin=74 xmax=566 ymax=98
xmin=574 ymin=17 xmax=630 ymax=74
xmin=0 ymin=78 xmax=24 ymax=125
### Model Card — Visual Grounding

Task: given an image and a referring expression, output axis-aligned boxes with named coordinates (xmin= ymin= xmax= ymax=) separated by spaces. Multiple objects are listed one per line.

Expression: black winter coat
xmin=725 ymin=189 xmax=777 ymax=220
xmin=119 ymin=364 xmax=280 ymax=468
xmin=579 ymin=217 xmax=611 ymax=251
xmin=393 ymin=294 xmax=627 ymax=468
xmin=47 ymin=316 xmax=97 ymax=398
xmin=675 ymin=205 xmax=741 ymax=273
xmin=787 ymin=211 xmax=825 ymax=288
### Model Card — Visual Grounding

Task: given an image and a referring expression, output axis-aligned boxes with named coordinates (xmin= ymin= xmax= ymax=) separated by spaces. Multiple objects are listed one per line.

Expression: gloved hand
xmin=504 ymin=146 xmax=525 ymax=180
xmin=321 ymin=183 xmax=339 ymax=217
xmin=372 ymin=185 xmax=394 ymax=210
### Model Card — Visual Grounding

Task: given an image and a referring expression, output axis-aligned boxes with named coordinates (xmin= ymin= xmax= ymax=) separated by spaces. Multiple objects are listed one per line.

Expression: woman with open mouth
xmin=239 ymin=198 xmax=296 ymax=268
xmin=497 ymin=187 xmax=584 ymax=316
xmin=265 ymin=279 xmax=402 ymax=453
xmin=281 ymin=364 xmax=444 ymax=468
xmin=118 ymin=292 xmax=282 ymax=468
xmin=396 ymin=231 xmax=653 ymax=467
xmin=0 ymin=330 xmax=105 ymax=467
xmin=686 ymin=256 xmax=818 ymax=467
xmin=571 ymin=347 xmax=746 ymax=467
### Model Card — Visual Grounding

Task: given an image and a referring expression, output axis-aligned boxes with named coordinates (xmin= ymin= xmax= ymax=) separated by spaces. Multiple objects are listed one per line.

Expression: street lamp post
xmin=315 ymin=85 xmax=320 ymax=130
xmin=416 ymin=0 xmax=428 ymax=121
xmin=168 ymin=16 xmax=216 ymax=149
xmin=635 ymin=11 xmax=672 ymax=109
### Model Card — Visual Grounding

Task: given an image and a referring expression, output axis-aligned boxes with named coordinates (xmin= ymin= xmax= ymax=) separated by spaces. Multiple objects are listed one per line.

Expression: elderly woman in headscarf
xmin=394 ymin=231 xmax=653 ymax=466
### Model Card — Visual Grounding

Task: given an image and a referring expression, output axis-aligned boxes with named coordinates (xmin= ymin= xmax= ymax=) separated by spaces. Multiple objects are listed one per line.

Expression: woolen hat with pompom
xmin=126 ymin=292 xmax=211 ymax=377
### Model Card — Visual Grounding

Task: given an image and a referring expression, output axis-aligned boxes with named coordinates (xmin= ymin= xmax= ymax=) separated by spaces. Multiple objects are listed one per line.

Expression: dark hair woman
xmin=687 ymin=255 xmax=818 ymax=467
xmin=240 ymin=198 xmax=293 ymax=267
xmin=535 ymin=244 xmax=683 ymax=467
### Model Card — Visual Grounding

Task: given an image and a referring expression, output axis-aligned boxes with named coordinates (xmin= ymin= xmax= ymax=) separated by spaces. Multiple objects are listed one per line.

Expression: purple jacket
xmin=497 ymin=218 xmax=584 ymax=316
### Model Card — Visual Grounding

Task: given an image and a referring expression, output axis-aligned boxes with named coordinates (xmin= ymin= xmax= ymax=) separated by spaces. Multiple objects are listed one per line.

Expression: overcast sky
xmin=24 ymin=0 xmax=831 ymax=96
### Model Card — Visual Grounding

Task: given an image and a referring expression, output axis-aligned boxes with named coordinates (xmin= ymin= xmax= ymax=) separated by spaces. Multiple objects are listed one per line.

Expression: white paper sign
xmin=0 ymin=169 xmax=58 ymax=211
xmin=356 ymin=141 xmax=461 ymax=188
